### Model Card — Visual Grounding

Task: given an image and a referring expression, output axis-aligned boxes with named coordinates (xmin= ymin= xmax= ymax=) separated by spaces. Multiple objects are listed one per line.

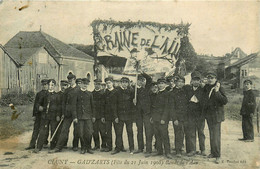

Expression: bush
xmin=0 ymin=92 xmax=35 ymax=106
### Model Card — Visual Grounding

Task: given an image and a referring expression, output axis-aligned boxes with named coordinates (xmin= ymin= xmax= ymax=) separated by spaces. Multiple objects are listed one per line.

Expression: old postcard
xmin=0 ymin=1 xmax=259 ymax=169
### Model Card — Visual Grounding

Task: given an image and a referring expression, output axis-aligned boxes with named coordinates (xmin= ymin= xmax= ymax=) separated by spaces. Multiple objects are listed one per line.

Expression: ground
xmin=0 ymin=116 xmax=259 ymax=169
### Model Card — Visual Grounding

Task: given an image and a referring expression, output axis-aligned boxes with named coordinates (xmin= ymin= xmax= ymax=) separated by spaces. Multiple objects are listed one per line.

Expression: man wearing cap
xmin=166 ymin=76 xmax=176 ymax=92
xmin=76 ymin=78 xmax=96 ymax=154
xmin=184 ymin=71 xmax=206 ymax=156
xmin=103 ymin=77 xmax=117 ymax=152
xmin=49 ymin=72 xmax=80 ymax=153
xmin=151 ymin=78 xmax=171 ymax=159
xmin=112 ymin=77 xmax=135 ymax=155
xmin=203 ymin=71 xmax=228 ymax=164
xmin=34 ymin=79 xmax=61 ymax=153
xmin=168 ymin=75 xmax=189 ymax=157
xmin=239 ymin=79 xmax=256 ymax=142
xmin=25 ymin=79 xmax=49 ymax=150
xmin=135 ymin=73 xmax=153 ymax=155
xmin=92 ymin=79 xmax=106 ymax=151
xmin=76 ymin=78 xmax=82 ymax=86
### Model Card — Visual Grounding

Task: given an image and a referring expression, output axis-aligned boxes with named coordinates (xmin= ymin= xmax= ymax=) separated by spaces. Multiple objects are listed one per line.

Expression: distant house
xmin=225 ymin=52 xmax=260 ymax=89
xmin=0 ymin=31 xmax=94 ymax=97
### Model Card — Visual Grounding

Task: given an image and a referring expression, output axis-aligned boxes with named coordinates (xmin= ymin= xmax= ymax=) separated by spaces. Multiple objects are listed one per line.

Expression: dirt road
xmin=0 ymin=119 xmax=259 ymax=169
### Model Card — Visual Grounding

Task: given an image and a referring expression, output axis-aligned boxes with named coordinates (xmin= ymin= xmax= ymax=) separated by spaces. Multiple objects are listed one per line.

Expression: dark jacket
xmin=184 ymin=85 xmax=204 ymax=117
xmin=40 ymin=91 xmax=60 ymax=120
xmin=32 ymin=90 xmax=47 ymax=116
xmin=168 ymin=87 xmax=189 ymax=122
xmin=203 ymin=83 xmax=228 ymax=123
xmin=104 ymin=88 xmax=118 ymax=121
xmin=92 ymin=89 xmax=105 ymax=119
xmin=116 ymin=87 xmax=135 ymax=121
xmin=136 ymin=73 xmax=152 ymax=117
xmin=151 ymin=89 xmax=169 ymax=122
xmin=64 ymin=85 xmax=80 ymax=119
xmin=240 ymin=89 xmax=256 ymax=116
xmin=76 ymin=90 xmax=95 ymax=120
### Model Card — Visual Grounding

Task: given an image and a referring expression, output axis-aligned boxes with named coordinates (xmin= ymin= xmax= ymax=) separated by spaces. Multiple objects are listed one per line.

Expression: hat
xmin=121 ymin=77 xmax=130 ymax=82
xmin=191 ymin=71 xmax=201 ymax=80
xmin=67 ymin=72 xmax=76 ymax=80
xmin=60 ymin=80 xmax=69 ymax=85
xmin=101 ymin=82 xmax=106 ymax=85
xmin=41 ymin=79 xmax=48 ymax=85
xmin=151 ymin=81 xmax=158 ymax=86
xmin=105 ymin=77 xmax=113 ymax=82
xmin=175 ymin=75 xmax=185 ymax=83
xmin=94 ymin=79 xmax=102 ymax=83
xmin=206 ymin=71 xmax=217 ymax=78
xmin=167 ymin=75 xmax=175 ymax=82
xmin=76 ymin=78 xmax=82 ymax=83
xmin=137 ymin=75 xmax=145 ymax=81
xmin=130 ymin=48 xmax=140 ymax=53
xmin=82 ymin=78 xmax=90 ymax=84
xmin=48 ymin=79 xmax=56 ymax=85
xmin=157 ymin=78 xmax=166 ymax=83
xmin=243 ymin=79 xmax=253 ymax=84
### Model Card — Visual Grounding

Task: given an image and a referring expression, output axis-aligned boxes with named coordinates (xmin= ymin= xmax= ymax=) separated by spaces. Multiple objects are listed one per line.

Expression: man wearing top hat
xmin=135 ymin=73 xmax=153 ymax=155
xmin=92 ymin=79 xmax=106 ymax=151
xmin=111 ymin=77 xmax=135 ymax=155
xmin=203 ymin=70 xmax=228 ymax=164
xmin=76 ymin=78 xmax=96 ymax=154
xmin=25 ymin=79 xmax=49 ymax=150
xmin=103 ymin=77 xmax=118 ymax=152
xmin=184 ymin=71 xmax=206 ymax=156
xmin=49 ymin=72 xmax=80 ymax=153
xmin=151 ymin=78 xmax=172 ymax=159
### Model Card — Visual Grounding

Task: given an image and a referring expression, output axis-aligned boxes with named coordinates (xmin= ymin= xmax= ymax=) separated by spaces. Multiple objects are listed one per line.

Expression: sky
xmin=0 ymin=1 xmax=259 ymax=56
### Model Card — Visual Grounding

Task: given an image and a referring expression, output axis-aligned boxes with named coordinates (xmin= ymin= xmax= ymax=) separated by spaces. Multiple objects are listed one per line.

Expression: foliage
xmin=0 ymin=92 xmax=35 ymax=106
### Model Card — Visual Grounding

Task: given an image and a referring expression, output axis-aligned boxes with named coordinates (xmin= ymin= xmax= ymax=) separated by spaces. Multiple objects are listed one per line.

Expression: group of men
xmin=25 ymin=70 xmax=228 ymax=164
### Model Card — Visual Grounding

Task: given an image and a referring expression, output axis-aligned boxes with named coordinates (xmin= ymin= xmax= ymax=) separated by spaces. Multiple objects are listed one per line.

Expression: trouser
xmin=73 ymin=122 xmax=79 ymax=148
xmin=173 ymin=121 xmax=192 ymax=153
xmin=153 ymin=121 xmax=170 ymax=155
xmin=37 ymin=118 xmax=58 ymax=150
xmin=136 ymin=114 xmax=153 ymax=153
xmin=78 ymin=119 xmax=93 ymax=150
xmin=104 ymin=120 xmax=114 ymax=150
xmin=55 ymin=117 xmax=74 ymax=150
xmin=92 ymin=119 xmax=106 ymax=148
xmin=195 ymin=116 xmax=205 ymax=151
xmin=206 ymin=119 xmax=221 ymax=157
xmin=29 ymin=114 xmax=48 ymax=147
xmin=115 ymin=120 xmax=134 ymax=151
xmin=242 ymin=115 xmax=254 ymax=140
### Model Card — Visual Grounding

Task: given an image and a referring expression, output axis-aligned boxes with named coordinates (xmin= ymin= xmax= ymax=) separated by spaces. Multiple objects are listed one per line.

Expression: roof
xmin=227 ymin=52 xmax=259 ymax=68
xmin=4 ymin=31 xmax=93 ymax=65
xmin=230 ymin=47 xmax=247 ymax=59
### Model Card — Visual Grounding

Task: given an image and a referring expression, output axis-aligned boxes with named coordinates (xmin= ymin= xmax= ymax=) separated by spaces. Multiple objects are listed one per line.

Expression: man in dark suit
xmin=103 ymin=77 xmax=118 ymax=152
xmin=49 ymin=72 xmax=80 ymax=153
xmin=168 ymin=75 xmax=189 ymax=158
xmin=112 ymin=77 xmax=135 ymax=155
xmin=135 ymin=73 xmax=153 ymax=155
xmin=76 ymin=78 xmax=95 ymax=154
xmin=184 ymin=72 xmax=206 ymax=156
xmin=239 ymin=79 xmax=256 ymax=142
xmin=203 ymin=71 xmax=228 ymax=164
xmin=25 ymin=79 xmax=49 ymax=150
xmin=151 ymin=78 xmax=171 ymax=159
xmin=92 ymin=79 xmax=106 ymax=151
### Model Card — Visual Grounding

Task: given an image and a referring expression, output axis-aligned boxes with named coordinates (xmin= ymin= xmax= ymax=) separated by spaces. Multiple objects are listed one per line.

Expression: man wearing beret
xmin=239 ymin=79 xmax=256 ymax=142
xmin=134 ymin=73 xmax=153 ymax=155
xmin=49 ymin=72 xmax=80 ymax=153
xmin=112 ymin=77 xmax=135 ymax=155
xmin=184 ymin=71 xmax=206 ymax=156
xmin=76 ymin=78 xmax=96 ymax=154
xmin=103 ymin=77 xmax=118 ymax=152
xmin=25 ymin=79 xmax=49 ymax=150
xmin=203 ymin=71 xmax=228 ymax=164
xmin=168 ymin=75 xmax=189 ymax=157
xmin=91 ymin=79 xmax=106 ymax=151
xmin=151 ymin=78 xmax=172 ymax=159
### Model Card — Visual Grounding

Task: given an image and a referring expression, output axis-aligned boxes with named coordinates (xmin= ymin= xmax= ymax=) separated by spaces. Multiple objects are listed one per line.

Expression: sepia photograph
xmin=0 ymin=0 xmax=259 ymax=169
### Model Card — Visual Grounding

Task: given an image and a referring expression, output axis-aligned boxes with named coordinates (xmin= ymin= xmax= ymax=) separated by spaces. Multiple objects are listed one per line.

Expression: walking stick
xmin=49 ymin=116 xmax=64 ymax=142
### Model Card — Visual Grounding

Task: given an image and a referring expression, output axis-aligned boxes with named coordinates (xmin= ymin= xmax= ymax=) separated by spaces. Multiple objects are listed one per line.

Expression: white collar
xmin=71 ymin=84 xmax=76 ymax=88
xmin=193 ymin=86 xmax=198 ymax=91
xmin=81 ymin=88 xmax=87 ymax=92
xmin=121 ymin=86 xmax=127 ymax=90
xmin=159 ymin=87 xmax=166 ymax=92
xmin=48 ymin=90 xmax=54 ymax=93
xmin=94 ymin=89 xmax=101 ymax=92
xmin=107 ymin=87 xmax=114 ymax=91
